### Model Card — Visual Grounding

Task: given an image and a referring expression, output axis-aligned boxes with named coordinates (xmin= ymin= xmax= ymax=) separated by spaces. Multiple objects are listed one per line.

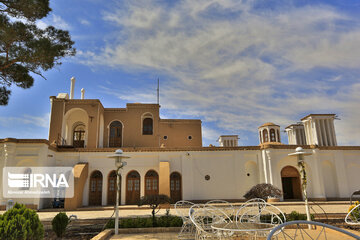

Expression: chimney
xmin=70 ymin=77 xmax=75 ymax=99
xmin=81 ymin=88 xmax=85 ymax=99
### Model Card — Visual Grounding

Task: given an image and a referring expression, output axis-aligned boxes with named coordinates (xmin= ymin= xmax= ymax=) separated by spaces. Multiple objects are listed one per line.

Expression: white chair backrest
xmin=175 ymin=200 xmax=195 ymax=221
xmin=345 ymin=203 xmax=360 ymax=225
xmin=205 ymin=199 xmax=235 ymax=217
xmin=236 ymin=201 xmax=285 ymax=225
xmin=189 ymin=204 xmax=232 ymax=235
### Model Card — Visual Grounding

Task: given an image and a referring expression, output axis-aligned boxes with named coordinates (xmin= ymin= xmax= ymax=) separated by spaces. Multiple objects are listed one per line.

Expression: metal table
xmin=211 ymin=222 xmax=277 ymax=239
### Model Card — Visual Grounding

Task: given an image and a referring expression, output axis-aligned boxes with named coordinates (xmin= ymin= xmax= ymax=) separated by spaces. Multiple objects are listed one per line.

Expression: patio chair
xmin=189 ymin=204 xmax=233 ymax=240
xmin=235 ymin=198 xmax=268 ymax=223
xmin=266 ymin=220 xmax=360 ymax=239
xmin=345 ymin=203 xmax=360 ymax=225
xmin=205 ymin=199 xmax=235 ymax=218
xmin=236 ymin=202 xmax=286 ymax=238
xmin=175 ymin=200 xmax=196 ymax=239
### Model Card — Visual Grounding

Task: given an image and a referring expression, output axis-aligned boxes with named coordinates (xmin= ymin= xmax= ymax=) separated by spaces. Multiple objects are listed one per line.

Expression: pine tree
xmin=0 ymin=0 xmax=76 ymax=105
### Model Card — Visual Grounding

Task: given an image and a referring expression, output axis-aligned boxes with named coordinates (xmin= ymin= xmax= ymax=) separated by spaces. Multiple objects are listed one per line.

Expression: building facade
xmin=1 ymin=81 xmax=359 ymax=210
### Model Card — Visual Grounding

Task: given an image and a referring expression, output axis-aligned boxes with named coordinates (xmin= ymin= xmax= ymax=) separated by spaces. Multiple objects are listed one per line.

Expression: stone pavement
xmin=18 ymin=201 xmax=354 ymax=221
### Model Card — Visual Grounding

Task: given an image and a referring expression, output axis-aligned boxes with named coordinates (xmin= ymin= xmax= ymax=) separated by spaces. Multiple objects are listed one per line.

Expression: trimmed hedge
xmin=105 ymin=215 xmax=182 ymax=229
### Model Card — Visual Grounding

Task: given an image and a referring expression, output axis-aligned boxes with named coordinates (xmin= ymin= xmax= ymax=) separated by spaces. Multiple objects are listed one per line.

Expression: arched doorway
xmin=73 ymin=123 xmax=85 ymax=148
xmin=126 ymin=171 xmax=140 ymax=205
xmin=109 ymin=121 xmax=123 ymax=147
xmin=281 ymin=166 xmax=302 ymax=200
xmin=145 ymin=170 xmax=159 ymax=196
xmin=107 ymin=170 xmax=121 ymax=205
xmin=89 ymin=170 xmax=103 ymax=205
xmin=170 ymin=172 xmax=182 ymax=203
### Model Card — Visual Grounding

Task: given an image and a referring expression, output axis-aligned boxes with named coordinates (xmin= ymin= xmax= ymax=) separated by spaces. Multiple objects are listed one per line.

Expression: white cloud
xmin=0 ymin=114 xmax=49 ymax=128
xmin=79 ymin=19 xmax=91 ymax=26
xmin=79 ymin=0 xmax=360 ymax=145
xmin=36 ymin=14 xmax=71 ymax=30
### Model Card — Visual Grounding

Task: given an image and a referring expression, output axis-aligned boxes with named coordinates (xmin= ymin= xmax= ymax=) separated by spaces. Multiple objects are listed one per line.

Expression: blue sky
xmin=1 ymin=0 xmax=360 ymax=146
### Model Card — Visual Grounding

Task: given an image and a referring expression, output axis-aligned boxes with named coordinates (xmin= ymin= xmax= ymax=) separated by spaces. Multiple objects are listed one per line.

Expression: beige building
xmin=1 ymin=79 xmax=360 ymax=210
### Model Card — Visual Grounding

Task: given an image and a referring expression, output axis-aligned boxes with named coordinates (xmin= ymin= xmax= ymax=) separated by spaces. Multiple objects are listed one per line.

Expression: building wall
xmin=48 ymin=98 xmax=202 ymax=148
xmin=2 ymin=140 xmax=360 ymax=209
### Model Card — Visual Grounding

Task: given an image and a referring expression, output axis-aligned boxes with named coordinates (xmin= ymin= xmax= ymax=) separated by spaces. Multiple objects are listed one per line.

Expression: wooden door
xmin=170 ymin=172 xmax=182 ymax=203
xmin=126 ymin=171 xmax=140 ymax=205
xmin=145 ymin=170 xmax=159 ymax=196
xmin=107 ymin=171 xmax=121 ymax=205
xmin=89 ymin=171 xmax=102 ymax=205
xmin=281 ymin=166 xmax=302 ymax=200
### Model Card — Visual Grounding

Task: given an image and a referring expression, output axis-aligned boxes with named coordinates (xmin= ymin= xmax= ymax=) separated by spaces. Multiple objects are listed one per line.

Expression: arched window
xmin=263 ymin=129 xmax=268 ymax=142
xmin=145 ymin=170 xmax=159 ymax=196
xmin=73 ymin=123 xmax=85 ymax=148
xmin=109 ymin=121 xmax=122 ymax=147
xmin=170 ymin=172 xmax=182 ymax=203
xmin=143 ymin=118 xmax=153 ymax=135
xmin=270 ymin=129 xmax=276 ymax=142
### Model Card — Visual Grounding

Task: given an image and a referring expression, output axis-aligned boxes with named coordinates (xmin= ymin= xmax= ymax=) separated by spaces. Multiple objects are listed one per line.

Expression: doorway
xmin=281 ymin=166 xmax=302 ymax=200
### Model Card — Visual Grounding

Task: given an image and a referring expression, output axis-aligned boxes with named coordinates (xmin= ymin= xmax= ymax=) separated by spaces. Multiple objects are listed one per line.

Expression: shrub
xmin=348 ymin=201 xmax=360 ymax=221
xmin=104 ymin=215 xmax=182 ymax=229
xmin=51 ymin=212 xmax=69 ymax=238
xmin=286 ymin=211 xmax=314 ymax=221
xmin=0 ymin=203 xmax=44 ymax=240
xmin=244 ymin=183 xmax=282 ymax=200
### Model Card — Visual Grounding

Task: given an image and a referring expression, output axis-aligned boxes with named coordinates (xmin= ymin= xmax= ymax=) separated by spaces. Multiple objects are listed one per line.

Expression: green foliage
xmin=0 ymin=0 xmax=75 ymax=105
xmin=0 ymin=203 xmax=44 ymax=240
xmin=104 ymin=215 xmax=182 ymax=229
xmin=286 ymin=211 xmax=314 ymax=221
xmin=244 ymin=183 xmax=282 ymax=200
xmin=51 ymin=212 xmax=69 ymax=238
xmin=138 ymin=194 xmax=171 ymax=227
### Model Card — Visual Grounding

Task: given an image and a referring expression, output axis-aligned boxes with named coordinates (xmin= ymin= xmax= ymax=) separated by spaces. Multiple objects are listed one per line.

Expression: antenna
xmin=157 ymin=78 xmax=160 ymax=105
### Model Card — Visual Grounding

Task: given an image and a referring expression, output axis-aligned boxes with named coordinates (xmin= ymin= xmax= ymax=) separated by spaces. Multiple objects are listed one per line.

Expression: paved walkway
xmin=15 ymin=201 xmax=353 ymax=221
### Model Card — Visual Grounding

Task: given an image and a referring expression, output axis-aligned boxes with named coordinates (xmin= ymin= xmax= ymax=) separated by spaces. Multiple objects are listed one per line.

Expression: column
xmin=308 ymin=149 xmax=326 ymax=199
xmin=330 ymin=119 xmax=337 ymax=146
xmin=159 ymin=161 xmax=170 ymax=196
xmin=261 ymin=150 xmax=269 ymax=184
xmin=333 ymin=151 xmax=350 ymax=197
xmin=265 ymin=150 xmax=273 ymax=185
xmin=321 ymin=119 xmax=328 ymax=146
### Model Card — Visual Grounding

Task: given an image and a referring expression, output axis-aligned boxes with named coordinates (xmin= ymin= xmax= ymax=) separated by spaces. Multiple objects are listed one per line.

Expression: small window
xmin=205 ymin=175 xmax=210 ymax=181
xmin=188 ymin=136 xmax=192 ymax=140
xmin=163 ymin=136 xmax=168 ymax=140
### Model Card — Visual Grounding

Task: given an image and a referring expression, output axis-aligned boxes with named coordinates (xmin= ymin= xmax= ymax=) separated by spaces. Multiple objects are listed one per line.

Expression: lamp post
xmin=108 ymin=149 xmax=130 ymax=235
xmin=288 ymin=147 xmax=312 ymax=227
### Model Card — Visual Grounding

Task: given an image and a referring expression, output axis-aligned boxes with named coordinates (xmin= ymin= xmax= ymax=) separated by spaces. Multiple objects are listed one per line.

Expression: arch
xmin=322 ymin=161 xmax=338 ymax=198
xmin=281 ymin=166 xmax=302 ymax=200
xmin=263 ymin=129 xmax=269 ymax=142
xmin=142 ymin=113 xmax=153 ymax=135
xmin=73 ymin=122 xmax=86 ymax=148
xmin=107 ymin=170 xmax=121 ymax=205
xmin=170 ymin=172 xmax=182 ymax=203
xmin=244 ymin=161 xmax=259 ymax=190
xmin=62 ymin=108 xmax=88 ymax=146
xmin=89 ymin=170 xmax=103 ymax=206
xmin=270 ymin=128 xmax=276 ymax=142
xmin=145 ymin=170 xmax=159 ymax=196
xmin=126 ymin=170 xmax=140 ymax=205
xmin=109 ymin=120 xmax=123 ymax=147
xmin=99 ymin=114 xmax=104 ymax=147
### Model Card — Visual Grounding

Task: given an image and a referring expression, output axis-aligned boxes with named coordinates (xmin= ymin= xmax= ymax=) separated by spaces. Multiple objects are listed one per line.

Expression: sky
xmin=1 ymin=0 xmax=360 ymax=146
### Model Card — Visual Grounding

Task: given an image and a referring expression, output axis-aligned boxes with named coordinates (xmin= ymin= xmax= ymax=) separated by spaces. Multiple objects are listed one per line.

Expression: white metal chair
xmin=266 ymin=220 xmax=360 ymax=239
xmin=205 ymin=200 xmax=235 ymax=218
xmin=175 ymin=200 xmax=196 ymax=239
xmin=345 ymin=203 xmax=360 ymax=225
xmin=236 ymin=201 xmax=286 ymax=238
xmin=235 ymin=198 xmax=267 ymax=223
xmin=189 ymin=204 xmax=233 ymax=240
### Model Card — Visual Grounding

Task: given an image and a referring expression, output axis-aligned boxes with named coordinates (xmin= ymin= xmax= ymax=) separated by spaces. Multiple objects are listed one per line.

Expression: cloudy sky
xmin=1 ymin=0 xmax=360 ymax=146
